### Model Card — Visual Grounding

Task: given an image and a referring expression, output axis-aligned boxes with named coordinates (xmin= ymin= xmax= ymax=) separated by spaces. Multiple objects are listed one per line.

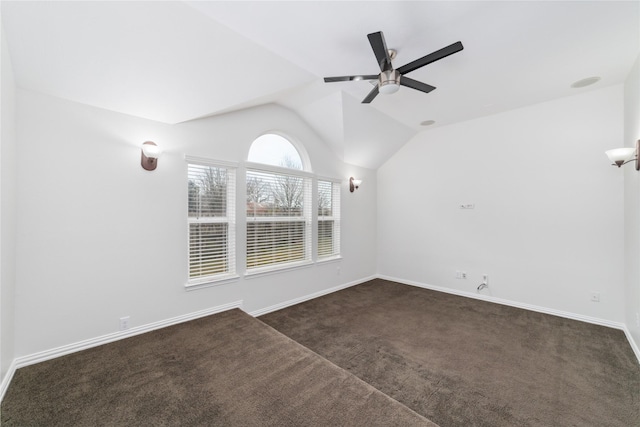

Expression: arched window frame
xmin=247 ymin=131 xmax=312 ymax=173
xmin=245 ymin=133 xmax=314 ymax=275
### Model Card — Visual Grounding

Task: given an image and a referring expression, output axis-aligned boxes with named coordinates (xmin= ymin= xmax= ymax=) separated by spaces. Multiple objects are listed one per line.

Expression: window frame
xmin=183 ymin=133 xmax=344 ymax=289
xmin=185 ymin=156 xmax=239 ymax=290
xmin=317 ymin=178 xmax=341 ymax=261
xmin=245 ymin=162 xmax=313 ymax=276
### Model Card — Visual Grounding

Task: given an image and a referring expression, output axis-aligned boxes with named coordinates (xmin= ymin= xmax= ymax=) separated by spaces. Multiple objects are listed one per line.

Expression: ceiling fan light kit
xmin=378 ymin=70 xmax=401 ymax=94
xmin=324 ymin=31 xmax=463 ymax=103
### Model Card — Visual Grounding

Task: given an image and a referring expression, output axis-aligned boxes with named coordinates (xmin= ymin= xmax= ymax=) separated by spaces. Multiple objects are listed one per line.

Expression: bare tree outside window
xmin=189 ymin=167 xmax=227 ymax=217
xmin=246 ymin=137 xmax=310 ymax=271
xmin=318 ymin=180 xmax=340 ymax=259
xmin=187 ymin=163 xmax=235 ymax=282
xmin=318 ymin=181 xmax=332 ymax=217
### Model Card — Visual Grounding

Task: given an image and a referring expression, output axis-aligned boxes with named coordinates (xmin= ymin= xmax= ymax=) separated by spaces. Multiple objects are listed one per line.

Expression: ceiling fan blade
xmin=362 ymin=85 xmax=379 ymax=104
xmin=324 ymin=75 xmax=378 ymax=83
xmin=397 ymin=41 xmax=464 ymax=75
xmin=400 ymin=76 xmax=436 ymax=94
xmin=367 ymin=31 xmax=392 ymax=72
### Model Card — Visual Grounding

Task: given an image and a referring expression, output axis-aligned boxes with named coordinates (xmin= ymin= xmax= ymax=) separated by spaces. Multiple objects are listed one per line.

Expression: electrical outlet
xmin=482 ymin=274 xmax=488 ymax=284
xmin=461 ymin=272 xmax=467 ymax=279
xmin=590 ymin=292 xmax=600 ymax=303
xmin=336 ymin=266 xmax=341 ymax=275
xmin=455 ymin=270 xmax=461 ymax=279
xmin=119 ymin=316 xmax=130 ymax=331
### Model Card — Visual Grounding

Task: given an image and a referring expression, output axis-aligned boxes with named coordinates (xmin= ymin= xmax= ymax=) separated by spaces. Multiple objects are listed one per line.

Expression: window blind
xmin=188 ymin=163 xmax=236 ymax=282
xmin=246 ymin=169 xmax=312 ymax=272
xmin=318 ymin=180 xmax=340 ymax=258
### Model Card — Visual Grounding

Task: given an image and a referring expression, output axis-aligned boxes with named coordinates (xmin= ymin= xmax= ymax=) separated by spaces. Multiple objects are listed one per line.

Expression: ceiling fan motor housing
xmin=379 ymin=69 xmax=401 ymax=94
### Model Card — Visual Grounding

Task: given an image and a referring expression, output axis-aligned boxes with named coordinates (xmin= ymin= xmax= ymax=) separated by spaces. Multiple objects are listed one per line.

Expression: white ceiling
xmin=2 ymin=1 xmax=638 ymax=169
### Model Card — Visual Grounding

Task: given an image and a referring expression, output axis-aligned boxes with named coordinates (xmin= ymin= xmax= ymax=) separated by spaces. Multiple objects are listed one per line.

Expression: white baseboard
xmin=0 ymin=359 xmax=17 ymax=403
xmin=2 ymin=274 xmax=377 ymax=403
xmin=5 ymin=273 xmax=636 ymax=407
xmin=378 ymin=274 xmax=640 ymax=364
xmin=1 ymin=300 xmax=242 ymax=404
xmin=0 ymin=278 xmax=359 ymax=403
xmin=377 ymin=274 xmax=625 ymax=328
xmin=248 ymin=275 xmax=376 ymax=317
xmin=1 ymin=274 xmax=376 ymax=403
xmin=12 ymin=300 xmax=243 ymax=372
xmin=621 ymin=326 xmax=640 ymax=365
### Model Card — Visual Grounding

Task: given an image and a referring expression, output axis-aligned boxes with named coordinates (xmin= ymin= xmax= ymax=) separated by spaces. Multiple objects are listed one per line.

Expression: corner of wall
xmin=624 ymin=53 xmax=640 ymax=357
xmin=0 ymin=16 xmax=18 ymax=395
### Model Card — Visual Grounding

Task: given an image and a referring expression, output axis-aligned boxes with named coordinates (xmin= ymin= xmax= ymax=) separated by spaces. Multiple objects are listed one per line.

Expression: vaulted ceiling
xmin=2 ymin=1 xmax=638 ymax=168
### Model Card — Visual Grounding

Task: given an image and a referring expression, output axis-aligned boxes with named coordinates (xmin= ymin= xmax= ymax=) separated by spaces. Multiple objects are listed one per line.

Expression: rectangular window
xmin=318 ymin=180 xmax=340 ymax=259
xmin=188 ymin=162 xmax=236 ymax=284
xmin=246 ymin=168 xmax=312 ymax=273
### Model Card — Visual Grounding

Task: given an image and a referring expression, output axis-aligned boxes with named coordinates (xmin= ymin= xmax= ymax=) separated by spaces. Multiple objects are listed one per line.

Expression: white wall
xmin=1 ymin=23 xmax=17 ymax=386
xmin=624 ymin=54 xmax=640 ymax=348
xmin=13 ymin=89 xmax=377 ymax=357
xmin=378 ymin=85 xmax=625 ymax=323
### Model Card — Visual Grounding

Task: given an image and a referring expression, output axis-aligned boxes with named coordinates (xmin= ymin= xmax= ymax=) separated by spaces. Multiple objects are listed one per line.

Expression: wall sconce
xmin=349 ymin=177 xmax=362 ymax=192
xmin=141 ymin=141 xmax=162 ymax=171
xmin=606 ymin=140 xmax=639 ymax=170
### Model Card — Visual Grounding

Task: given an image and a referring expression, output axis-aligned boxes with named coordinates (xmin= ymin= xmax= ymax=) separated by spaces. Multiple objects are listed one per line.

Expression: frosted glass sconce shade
xmin=605 ymin=140 xmax=639 ymax=170
xmin=141 ymin=141 xmax=162 ymax=171
xmin=605 ymin=148 xmax=635 ymax=165
xmin=350 ymin=177 xmax=362 ymax=192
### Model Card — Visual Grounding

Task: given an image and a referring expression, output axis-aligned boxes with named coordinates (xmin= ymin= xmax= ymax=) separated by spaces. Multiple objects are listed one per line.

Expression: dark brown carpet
xmin=260 ymin=279 xmax=640 ymax=427
xmin=1 ymin=308 xmax=436 ymax=426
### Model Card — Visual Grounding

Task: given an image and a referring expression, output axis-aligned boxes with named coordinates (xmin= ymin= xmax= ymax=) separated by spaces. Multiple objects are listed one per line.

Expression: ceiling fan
xmin=324 ymin=31 xmax=463 ymax=104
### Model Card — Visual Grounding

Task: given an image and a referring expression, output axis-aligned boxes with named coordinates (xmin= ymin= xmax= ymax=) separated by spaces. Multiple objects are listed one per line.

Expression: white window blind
xmin=188 ymin=162 xmax=236 ymax=283
xmin=318 ymin=180 xmax=341 ymax=259
xmin=246 ymin=168 xmax=312 ymax=272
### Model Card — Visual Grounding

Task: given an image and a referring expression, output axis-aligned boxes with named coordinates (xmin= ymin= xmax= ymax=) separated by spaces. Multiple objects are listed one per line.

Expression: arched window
xmin=246 ymin=133 xmax=312 ymax=273
xmin=248 ymin=133 xmax=306 ymax=170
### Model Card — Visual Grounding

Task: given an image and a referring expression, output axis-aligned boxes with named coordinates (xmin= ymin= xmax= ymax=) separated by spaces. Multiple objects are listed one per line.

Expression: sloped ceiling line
xmin=2 ymin=1 xmax=638 ymax=169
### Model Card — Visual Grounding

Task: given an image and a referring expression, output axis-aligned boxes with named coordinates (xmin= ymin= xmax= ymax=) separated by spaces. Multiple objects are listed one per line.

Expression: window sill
xmin=244 ymin=260 xmax=313 ymax=279
xmin=316 ymin=255 xmax=343 ymax=264
xmin=185 ymin=274 xmax=240 ymax=291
